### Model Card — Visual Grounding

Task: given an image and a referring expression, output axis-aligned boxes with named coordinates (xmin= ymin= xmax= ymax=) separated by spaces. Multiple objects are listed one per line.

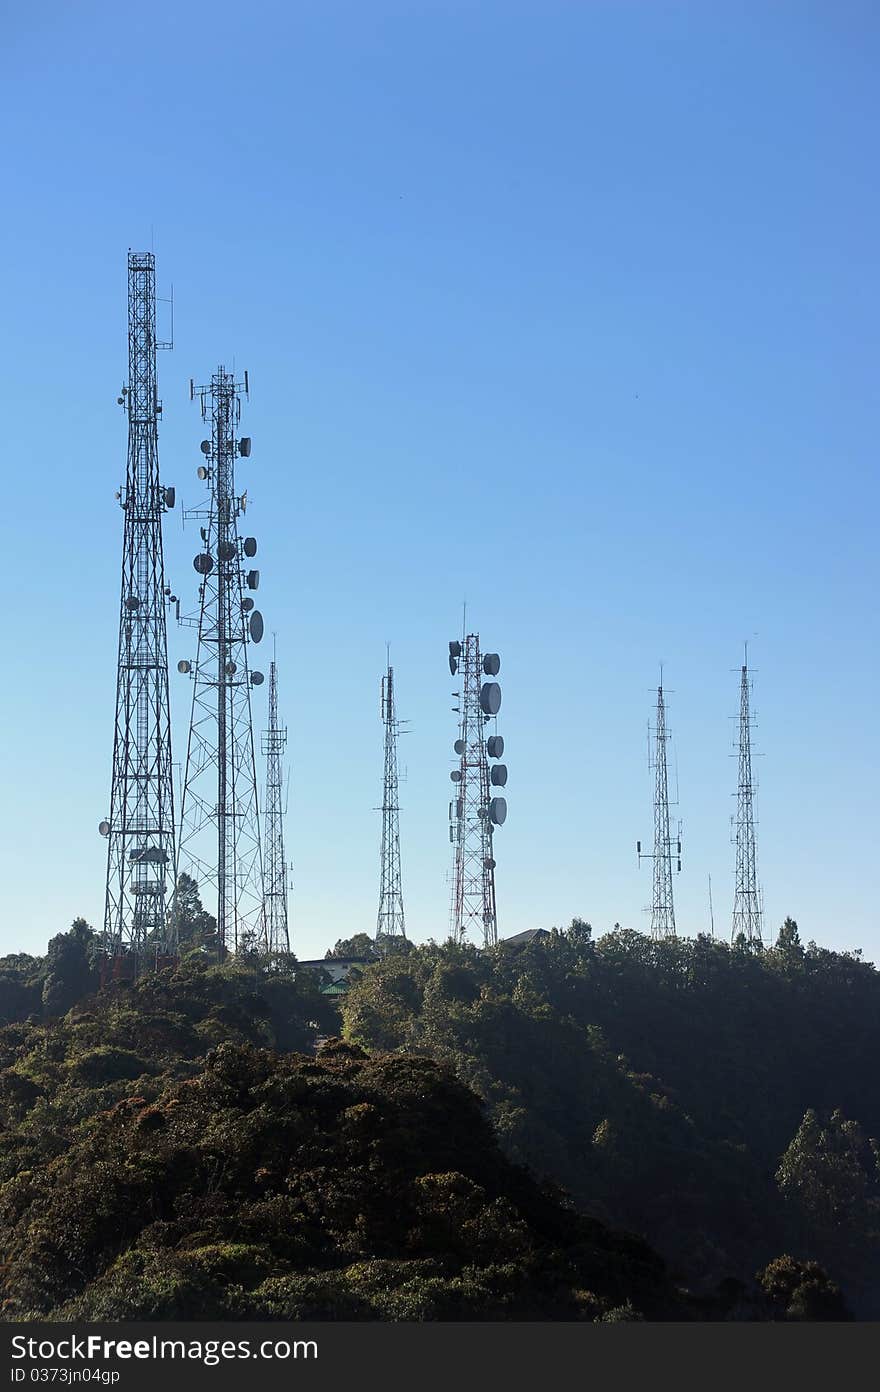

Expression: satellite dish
xmin=482 ymin=653 xmax=501 ymax=676
xmin=489 ymin=797 xmax=507 ymax=826
xmin=239 ymin=437 xmax=252 ymax=457
xmin=217 ymin=540 xmax=237 ymax=561
xmin=246 ymin=569 xmax=260 ymax=590
xmin=454 ymin=739 xmax=465 ymax=755
xmin=449 ymin=655 xmax=458 ymax=675
xmin=449 ymin=640 xmax=462 ymax=658
xmin=177 ymin=660 xmax=191 ymax=674
xmin=194 ymin=553 xmax=214 ymax=574
xmin=243 ymin=537 xmax=257 ymax=557
xmin=249 ymin=610 xmax=264 ymax=643
xmin=164 ymin=486 xmax=176 ymax=509
xmin=225 ymin=661 xmax=237 ymax=676
xmin=450 ymin=769 xmax=462 ymax=782
xmin=487 ymin=735 xmax=504 ymax=759
xmin=480 ymin=682 xmax=502 ymax=716
xmin=98 ymin=820 xmax=110 ymax=837
xmin=242 ymin=598 xmax=254 ymax=612
xmin=197 ymin=466 xmax=209 ymax=481
xmin=200 ymin=440 xmax=211 ymax=455
xmin=251 ymin=670 xmax=264 ymax=686
xmin=490 ymin=763 xmax=508 ymax=787
xmin=484 ymin=857 xmax=496 ymax=870
xmin=125 ymin=596 xmax=140 ymax=610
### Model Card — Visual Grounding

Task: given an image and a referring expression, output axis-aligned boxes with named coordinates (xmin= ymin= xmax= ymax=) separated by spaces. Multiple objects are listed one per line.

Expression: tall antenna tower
xmin=376 ymin=662 xmax=406 ymax=946
xmin=637 ymin=678 xmax=681 ymax=939
xmin=177 ymin=367 xmax=267 ymax=956
xmin=448 ymin=633 xmax=508 ymax=948
xmin=731 ymin=651 xmax=763 ymax=943
xmin=100 ymin=251 xmax=177 ymax=966
xmin=262 ymin=654 xmax=291 ymax=954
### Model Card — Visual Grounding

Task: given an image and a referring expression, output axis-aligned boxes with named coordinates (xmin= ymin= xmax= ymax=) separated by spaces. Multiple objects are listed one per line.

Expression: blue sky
xmin=1 ymin=1 xmax=877 ymax=963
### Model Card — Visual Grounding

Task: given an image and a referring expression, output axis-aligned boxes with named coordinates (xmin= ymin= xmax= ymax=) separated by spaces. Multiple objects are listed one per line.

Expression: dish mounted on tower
xmin=100 ymin=251 xmax=177 ymax=973
xmin=176 ymin=367 xmax=268 ymax=957
xmin=448 ymin=634 xmax=508 ymax=947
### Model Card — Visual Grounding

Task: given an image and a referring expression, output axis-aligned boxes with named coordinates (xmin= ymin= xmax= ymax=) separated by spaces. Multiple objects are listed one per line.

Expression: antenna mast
xmin=101 ymin=251 xmax=177 ymax=967
xmin=376 ymin=663 xmax=406 ymax=947
xmin=731 ymin=652 xmax=763 ymax=943
xmin=263 ymin=655 xmax=291 ymax=954
xmin=637 ymin=679 xmax=681 ymax=939
xmin=448 ymin=634 xmax=507 ymax=948
xmin=177 ymin=367 xmax=267 ymax=956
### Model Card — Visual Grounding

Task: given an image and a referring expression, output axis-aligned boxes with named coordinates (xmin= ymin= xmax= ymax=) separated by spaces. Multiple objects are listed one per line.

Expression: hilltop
xmin=341 ymin=920 xmax=880 ymax=1315
xmin=0 ymin=957 xmax=686 ymax=1321
xmin=0 ymin=917 xmax=870 ymax=1319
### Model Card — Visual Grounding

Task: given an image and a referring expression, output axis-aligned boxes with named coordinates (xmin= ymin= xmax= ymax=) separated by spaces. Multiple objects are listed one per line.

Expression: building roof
xmin=501 ymin=928 xmax=551 ymax=948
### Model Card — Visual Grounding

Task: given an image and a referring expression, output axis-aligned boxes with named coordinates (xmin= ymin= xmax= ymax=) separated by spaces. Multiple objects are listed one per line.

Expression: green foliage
xmin=326 ymin=934 xmax=379 ymax=961
xmin=341 ymin=921 xmax=880 ymax=1311
xmin=0 ymin=1031 xmax=685 ymax=1322
xmin=42 ymin=920 xmax=99 ymax=1017
xmin=169 ymin=874 xmax=218 ymax=956
xmin=757 ymin=1255 xmax=851 ymax=1321
xmin=776 ymin=1108 xmax=880 ymax=1287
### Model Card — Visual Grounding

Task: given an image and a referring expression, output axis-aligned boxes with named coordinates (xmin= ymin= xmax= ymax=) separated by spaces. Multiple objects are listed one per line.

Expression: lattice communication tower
xmin=448 ymin=634 xmax=508 ymax=947
xmin=376 ymin=662 xmax=407 ymax=947
xmin=262 ymin=655 xmax=291 ymax=955
xmin=100 ymin=251 xmax=177 ymax=968
xmin=637 ymin=679 xmax=681 ymax=939
xmin=731 ymin=653 xmax=763 ymax=944
xmin=177 ymin=368 xmax=267 ymax=955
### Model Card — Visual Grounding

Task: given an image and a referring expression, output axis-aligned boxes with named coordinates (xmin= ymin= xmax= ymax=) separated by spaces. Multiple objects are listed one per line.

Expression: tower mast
xmin=177 ymin=368 xmax=267 ymax=956
xmin=263 ymin=654 xmax=291 ymax=954
xmin=637 ymin=678 xmax=681 ymax=939
xmin=731 ymin=652 xmax=763 ymax=943
xmin=448 ymin=633 xmax=507 ymax=948
xmin=376 ymin=662 xmax=406 ymax=946
xmin=101 ymin=251 xmax=177 ymax=966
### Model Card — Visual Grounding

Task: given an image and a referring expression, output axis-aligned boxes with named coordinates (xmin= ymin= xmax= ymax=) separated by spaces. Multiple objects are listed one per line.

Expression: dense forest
xmin=342 ymin=920 xmax=880 ymax=1316
xmin=0 ymin=902 xmax=874 ymax=1320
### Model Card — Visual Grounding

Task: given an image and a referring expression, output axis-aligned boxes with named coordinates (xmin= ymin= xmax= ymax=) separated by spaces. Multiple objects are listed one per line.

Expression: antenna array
xmin=177 ymin=367 xmax=267 ymax=955
xmin=448 ymin=634 xmax=507 ymax=947
xmin=100 ymin=252 xmax=177 ymax=967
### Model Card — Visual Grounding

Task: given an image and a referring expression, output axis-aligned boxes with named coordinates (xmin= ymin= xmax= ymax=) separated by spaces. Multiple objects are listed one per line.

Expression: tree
xmin=41 ymin=918 xmax=98 ymax=1016
xmin=170 ymin=874 xmax=218 ymax=955
xmin=325 ymin=933 xmax=379 ymax=961
xmin=757 ymin=1255 xmax=851 ymax=1321
xmin=776 ymin=1108 xmax=879 ymax=1234
xmin=775 ymin=917 xmax=804 ymax=965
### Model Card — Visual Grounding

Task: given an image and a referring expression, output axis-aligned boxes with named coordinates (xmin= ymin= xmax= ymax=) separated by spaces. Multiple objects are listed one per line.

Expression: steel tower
xmin=376 ymin=663 xmax=406 ymax=946
xmin=448 ymin=634 xmax=508 ymax=947
xmin=731 ymin=655 xmax=763 ymax=943
xmin=177 ymin=367 xmax=267 ymax=956
xmin=262 ymin=656 xmax=291 ymax=954
xmin=101 ymin=251 xmax=177 ymax=964
xmin=637 ymin=681 xmax=681 ymax=939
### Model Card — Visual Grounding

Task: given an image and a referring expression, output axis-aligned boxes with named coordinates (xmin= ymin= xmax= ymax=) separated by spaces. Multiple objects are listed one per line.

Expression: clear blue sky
xmin=1 ymin=1 xmax=877 ymax=963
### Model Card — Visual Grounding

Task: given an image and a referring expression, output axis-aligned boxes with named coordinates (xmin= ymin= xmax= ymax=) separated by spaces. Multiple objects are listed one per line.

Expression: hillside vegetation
xmin=0 ymin=955 xmax=690 ymax=1321
xmin=0 ymin=915 xmax=870 ymax=1320
xmin=341 ymin=921 xmax=880 ymax=1314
